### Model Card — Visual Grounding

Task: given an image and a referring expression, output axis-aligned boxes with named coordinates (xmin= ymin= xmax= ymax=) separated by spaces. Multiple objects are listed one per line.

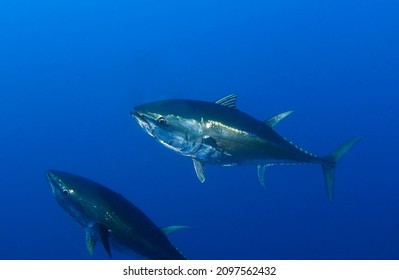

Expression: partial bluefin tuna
xmin=46 ymin=170 xmax=187 ymax=259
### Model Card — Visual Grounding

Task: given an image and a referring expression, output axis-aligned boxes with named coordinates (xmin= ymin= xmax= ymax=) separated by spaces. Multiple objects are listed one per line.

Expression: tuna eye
xmin=62 ymin=189 xmax=69 ymax=196
xmin=157 ymin=117 xmax=167 ymax=125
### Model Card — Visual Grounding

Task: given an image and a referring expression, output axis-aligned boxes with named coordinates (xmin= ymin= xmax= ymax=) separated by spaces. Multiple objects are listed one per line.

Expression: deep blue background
xmin=1 ymin=0 xmax=398 ymax=259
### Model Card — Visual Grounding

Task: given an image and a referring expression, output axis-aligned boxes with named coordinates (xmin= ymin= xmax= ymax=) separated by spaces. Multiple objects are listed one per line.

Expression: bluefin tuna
xmin=131 ymin=94 xmax=362 ymax=200
xmin=46 ymin=170 xmax=187 ymax=259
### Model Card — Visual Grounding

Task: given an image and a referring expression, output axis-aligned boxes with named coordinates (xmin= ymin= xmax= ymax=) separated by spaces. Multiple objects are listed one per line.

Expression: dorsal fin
xmin=265 ymin=111 xmax=293 ymax=127
xmin=215 ymin=94 xmax=237 ymax=108
xmin=162 ymin=225 xmax=189 ymax=235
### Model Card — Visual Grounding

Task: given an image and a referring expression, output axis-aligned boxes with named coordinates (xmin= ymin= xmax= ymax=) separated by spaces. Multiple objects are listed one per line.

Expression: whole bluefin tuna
xmin=46 ymin=170 xmax=187 ymax=259
xmin=132 ymin=94 xmax=362 ymax=200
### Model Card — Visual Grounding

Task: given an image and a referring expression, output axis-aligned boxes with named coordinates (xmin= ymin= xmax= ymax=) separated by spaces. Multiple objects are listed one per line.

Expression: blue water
xmin=1 ymin=0 xmax=398 ymax=260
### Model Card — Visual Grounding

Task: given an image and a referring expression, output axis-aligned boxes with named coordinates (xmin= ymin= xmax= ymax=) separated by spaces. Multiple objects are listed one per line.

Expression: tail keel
xmin=322 ymin=136 xmax=363 ymax=200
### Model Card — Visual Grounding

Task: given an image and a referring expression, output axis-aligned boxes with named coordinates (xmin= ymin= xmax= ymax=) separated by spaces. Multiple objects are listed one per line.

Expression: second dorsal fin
xmin=265 ymin=111 xmax=293 ymax=127
xmin=215 ymin=94 xmax=237 ymax=109
xmin=162 ymin=225 xmax=189 ymax=235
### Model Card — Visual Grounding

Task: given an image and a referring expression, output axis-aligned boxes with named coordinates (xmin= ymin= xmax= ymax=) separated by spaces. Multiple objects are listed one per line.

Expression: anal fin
xmin=257 ymin=164 xmax=271 ymax=187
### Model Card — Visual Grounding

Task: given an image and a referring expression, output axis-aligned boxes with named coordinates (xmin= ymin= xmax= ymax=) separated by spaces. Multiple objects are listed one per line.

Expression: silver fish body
xmin=132 ymin=94 xmax=362 ymax=200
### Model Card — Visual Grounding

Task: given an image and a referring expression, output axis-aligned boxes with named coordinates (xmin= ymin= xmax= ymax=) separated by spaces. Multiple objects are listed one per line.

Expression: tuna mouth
xmin=45 ymin=170 xmax=58 ymax=195
xmin=131 ymin=111 xmax=144 ymax=124
xmin=131 ymin=111 xmax=153 ymax=134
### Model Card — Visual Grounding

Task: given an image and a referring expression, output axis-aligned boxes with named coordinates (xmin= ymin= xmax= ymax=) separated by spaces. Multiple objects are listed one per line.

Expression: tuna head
xmin=45 ymin=170 xmax=101 ymax=225
xmin=131 ymin=100 xmax=204 ymax=156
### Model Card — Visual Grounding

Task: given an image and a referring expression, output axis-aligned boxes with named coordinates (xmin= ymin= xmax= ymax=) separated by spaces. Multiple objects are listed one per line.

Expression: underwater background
xmin=1 ymin=0 xmax=398 ymax=260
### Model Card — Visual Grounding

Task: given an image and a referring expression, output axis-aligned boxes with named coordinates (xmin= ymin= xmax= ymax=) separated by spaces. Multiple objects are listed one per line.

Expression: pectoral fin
xmin=162 ymin=226 xmax=189 ymax=235
xmin=85 ymin=231 xmax=97 ymax=255
xmin=193 ymin=159 xmax=205 ymax=183
xmin=98 ymin=224 xmax=112 ymax=258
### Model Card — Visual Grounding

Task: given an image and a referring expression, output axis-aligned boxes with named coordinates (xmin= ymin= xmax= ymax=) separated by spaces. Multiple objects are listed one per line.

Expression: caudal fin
xmin=322 ymin=136 xmax=363 ymax=200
